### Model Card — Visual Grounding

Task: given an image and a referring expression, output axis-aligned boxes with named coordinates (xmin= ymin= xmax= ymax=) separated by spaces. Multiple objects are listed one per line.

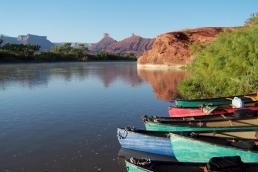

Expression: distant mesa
xmin=18 ymin=34 xmax=54 ymax=51
xmin=137 ymin=27 xmax=236 ymax=67
xmin=1 ymin=34 xmax=54 ymax=51
xmin=89 ymin=33 xmax=118 ymax=52
xmin=0 ymin=33 xmax=154 ymax=55
xmin=88 ymin=33 xmax=154 ymax=56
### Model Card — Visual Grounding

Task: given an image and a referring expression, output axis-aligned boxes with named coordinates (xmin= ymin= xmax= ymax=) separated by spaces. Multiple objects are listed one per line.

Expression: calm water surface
xmin=0 ymin=62 xmax=186 ymax=172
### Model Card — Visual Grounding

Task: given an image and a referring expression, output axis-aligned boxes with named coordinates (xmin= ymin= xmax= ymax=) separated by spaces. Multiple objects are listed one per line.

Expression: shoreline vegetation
xmin=0 ymin=42 xmax=136 ymax=63
xmin=178 ymin=13 xmax=258 ymax=98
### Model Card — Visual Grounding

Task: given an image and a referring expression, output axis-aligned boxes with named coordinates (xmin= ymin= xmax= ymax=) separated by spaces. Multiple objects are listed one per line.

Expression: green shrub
xmin=179 ymin=15 xmax=258 ymax=98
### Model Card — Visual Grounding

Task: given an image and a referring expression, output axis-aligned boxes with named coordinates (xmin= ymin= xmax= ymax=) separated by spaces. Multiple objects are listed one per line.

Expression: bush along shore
xmin=178 ymin=13 xmax=258 ymax=98
xmin=0 ymin=42 xmax=136 ymax=63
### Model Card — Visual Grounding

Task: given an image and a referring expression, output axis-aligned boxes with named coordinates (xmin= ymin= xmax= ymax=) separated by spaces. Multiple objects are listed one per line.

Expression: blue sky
xmin=1 ymin=0 xmax=257 ymax=42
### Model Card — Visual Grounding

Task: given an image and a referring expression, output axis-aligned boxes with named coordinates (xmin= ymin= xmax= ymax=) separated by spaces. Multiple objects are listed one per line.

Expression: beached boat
xmin=147 ymin=108 xmax=258 ymax=122
xmin=174 ymin=93 xmax=257 ymax=108
xmin=143 ymin=113 xmax=258 ymax=136
xmin=125 ymin=156 xmax=258 ymax=172
xmin=117 ymin=128 xmax=173 ymax=157
xmin=117 ymin=128 xmax=258 ymax=162
xmin=168 ymin=103 xmax=258 ymax=117
xmin=169 ymin=132 xmax=258 ymax=162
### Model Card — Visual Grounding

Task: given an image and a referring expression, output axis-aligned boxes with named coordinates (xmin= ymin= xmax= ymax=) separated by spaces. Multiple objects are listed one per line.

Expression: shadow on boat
xmin=117 ymin=148 xmax=178 ymax=171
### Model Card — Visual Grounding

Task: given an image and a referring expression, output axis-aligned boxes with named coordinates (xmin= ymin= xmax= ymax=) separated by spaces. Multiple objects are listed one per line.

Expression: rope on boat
xmin=118 ymin=128 xmax=129 ymax=139
xmin=129 ymin=157 xmax=151 ymax=166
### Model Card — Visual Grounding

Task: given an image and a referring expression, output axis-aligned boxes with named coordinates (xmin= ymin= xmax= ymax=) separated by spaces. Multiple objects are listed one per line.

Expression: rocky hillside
xmin=89 ymin=33 xmax=118 ymax=52
xmin=138 ymin=27 xmax=235 ymax=66
xmin=89 ymin=33 xmax=154 ymax=56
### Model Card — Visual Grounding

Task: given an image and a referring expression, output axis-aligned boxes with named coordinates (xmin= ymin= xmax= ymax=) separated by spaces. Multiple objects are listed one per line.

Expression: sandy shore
xmin=137 ymin=63 xmax=185 ymax=70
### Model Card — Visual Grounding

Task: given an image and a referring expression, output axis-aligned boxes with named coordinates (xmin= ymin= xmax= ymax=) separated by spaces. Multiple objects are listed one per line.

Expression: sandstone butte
xmin=89 ymin=33 xmax=154 ymax=55
xmin=137 ymin=27 xmax=236 ymax=69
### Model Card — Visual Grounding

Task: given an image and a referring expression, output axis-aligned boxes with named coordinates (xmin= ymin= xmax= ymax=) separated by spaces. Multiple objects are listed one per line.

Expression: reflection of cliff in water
xmin=92 ymin=62 xmax=143 ymax=87
xmin=137 ymin=68 xmax=187 ymax=101
xmin=0 ymin=62 xmax=143 ymax=90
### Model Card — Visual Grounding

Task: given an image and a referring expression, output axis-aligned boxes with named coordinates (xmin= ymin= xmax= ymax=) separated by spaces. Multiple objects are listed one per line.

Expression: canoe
xmin=125 ymin=156 xmax=258 ymax=172
xmin=144 ymin=122 xmax=258 ymax=139
xmin=169 ymin=132 xmax=258 ymax=162
xmin=117 ymin=128 xmax=173 ymax=157
xmin=174 ymin=92 xmax=257 ymax=108
xmin=118 ymin=148 xmax=176 ymax=162
xmin=117 ymin=128 xmax=258 ymax=162
xmin=143 ymin=113 xmax=258 ymax=136
xmin=168 ymin=103 xmax=258 ymax=117
xmin=117 ymin=148 xmax=176 ymax=172
xmin=147 ymin=108 xmax=258 ymax=122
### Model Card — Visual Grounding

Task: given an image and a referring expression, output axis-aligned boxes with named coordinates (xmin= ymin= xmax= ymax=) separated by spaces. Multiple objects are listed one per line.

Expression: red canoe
xmin=168 ymin=104 xmax=258 ymax=117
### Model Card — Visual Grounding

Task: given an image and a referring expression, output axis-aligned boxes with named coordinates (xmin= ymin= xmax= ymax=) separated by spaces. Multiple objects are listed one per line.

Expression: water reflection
xmin=0 ymin=62 xmax=143 ymax=90
xmin=0 ymin=63 xmax=187 ymax=101
xmin=0 ymin=62 xmax=187 ymax=172
xmin=137 ymin=68 xmax=187 ymax=100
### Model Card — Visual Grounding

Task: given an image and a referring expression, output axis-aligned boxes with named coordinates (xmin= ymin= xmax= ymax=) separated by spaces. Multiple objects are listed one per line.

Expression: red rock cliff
xmin=138 ymin=27 xmax=234 ymax=65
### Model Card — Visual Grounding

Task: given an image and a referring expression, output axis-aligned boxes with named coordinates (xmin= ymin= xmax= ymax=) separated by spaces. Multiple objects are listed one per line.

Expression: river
xmin=0 ymin=62 xmax=186 ymax=172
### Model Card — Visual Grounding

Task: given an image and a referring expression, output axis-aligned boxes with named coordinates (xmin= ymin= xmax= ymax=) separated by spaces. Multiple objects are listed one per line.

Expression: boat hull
xmin=144 ymin=121 xmax=258 ymax=139
xmin=170 ymin=133 xmax=258 ymax=163
xmin=125 ymin=158 xmax=258 ymax=172
xmin=168 ymin=106 xmax=258 ymax=117
xmin=117 ymin=128 xmax=174 ymax=157
xmin=174 ymin=93 xmax=257 ymax=108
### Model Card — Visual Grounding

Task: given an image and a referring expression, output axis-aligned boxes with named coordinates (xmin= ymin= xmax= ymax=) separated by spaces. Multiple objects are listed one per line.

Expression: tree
xmin=0 ymin=35 xmax=3 ymax=47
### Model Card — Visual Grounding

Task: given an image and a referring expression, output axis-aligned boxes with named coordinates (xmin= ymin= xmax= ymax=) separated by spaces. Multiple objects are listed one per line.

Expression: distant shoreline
xmin=0 ymin=59 xmax=136 ymax=64
xmin=137 ymin=63 xmax=185 ymax=70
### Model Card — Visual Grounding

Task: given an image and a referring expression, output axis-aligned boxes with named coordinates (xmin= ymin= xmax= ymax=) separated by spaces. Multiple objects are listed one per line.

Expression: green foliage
xmin=89 ymin=50 xmax=136 ymax=61
xmin=189 ymin=42 xmax=208 ymax=55
xmin=245 ymin=13 xmax=258 ymax=26
xmin=51 ymin=43 xmax=88 ymax=60
xmin=0 ymin=42 xmax=136 ymax=63
xmin=179 ymin=15 xmax=258 ymax=98
xmin=2 ymin=43 xmax=40 ymax=56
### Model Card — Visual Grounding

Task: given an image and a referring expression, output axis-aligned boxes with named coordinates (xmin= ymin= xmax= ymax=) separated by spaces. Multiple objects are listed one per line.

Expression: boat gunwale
xmin=174 ymin=93 xmax=257 ymax=102
xmin=143 ymin=112 xmax=258 ymax=124
xmin=144 ymin=120 xmax=258 ymax=131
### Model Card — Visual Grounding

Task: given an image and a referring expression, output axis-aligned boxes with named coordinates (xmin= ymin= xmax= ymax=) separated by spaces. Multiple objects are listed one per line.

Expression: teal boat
xmin=125 ymin=156 xmax=258 ymax=172
xmin=143 ymin=115 xmax=258 ymax=139
xmin=174 ymin=93 xmax=257 ymax=108
xmin=117 ymin=128 xmax=258 ymax=162
xmin=145 ymin=121 xmax=258 ymax=139
xmin=170 ymin=132 xmax=258 ymax=163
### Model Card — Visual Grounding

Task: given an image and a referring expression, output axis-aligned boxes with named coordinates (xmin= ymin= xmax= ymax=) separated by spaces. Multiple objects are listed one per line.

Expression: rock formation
xmin=138 ymin=27 xmax=235 ymax=66
xmin=108 ymin=33 xmax=154 ymax=55
xmin=18 ymin=34 xmax=54 ymax=51
xmin=1 ymin=34 xmax=54 ymax=51
xmin=89 ymin=33 xmax=154 ymax=56
xmin=89 ymin=33 xmax=118 ymax=52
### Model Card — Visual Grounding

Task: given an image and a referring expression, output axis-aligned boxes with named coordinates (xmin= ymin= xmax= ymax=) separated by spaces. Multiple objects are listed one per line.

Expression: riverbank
xmin=137 ymin=63 xmax=185 ymax=70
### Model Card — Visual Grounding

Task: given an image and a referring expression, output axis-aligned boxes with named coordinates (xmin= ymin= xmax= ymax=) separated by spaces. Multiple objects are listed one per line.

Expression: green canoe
xmin=143 ymin=115 xmax=258 ymax=139
xmin=170 ymin=133 xmax=258 ymax=163
xmin=125 ymin=156 xmax=258 ymax=172
xmin=174 ymin=93 xmax=257 ymax=108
